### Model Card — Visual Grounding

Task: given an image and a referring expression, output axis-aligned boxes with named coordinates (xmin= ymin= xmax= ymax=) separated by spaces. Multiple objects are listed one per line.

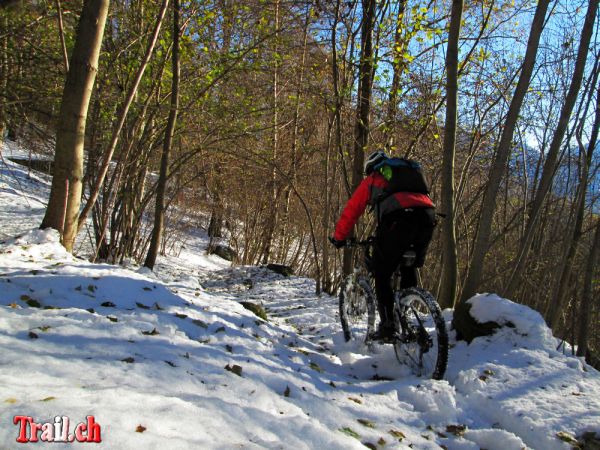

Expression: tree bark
xmin=384 ymin=0 xmax=407 ymax=150
xmin=547 ymin=73 xmax=600 ymax=329
xmin=439 ymin=0 xmax=463 ymax=309
xmin=77 ymin=0 xmax=170 ymax=234
xmin=55 ymin=0 xmax=69 ymax=74
xmin=459 ymin=0 xmax=550 ymax=303
xmin=145 ymin=0 xmax=180 ymax=270
xmin=504 ymin=0 xmax=598 ymax=298
xmin=261 ymin=0 xmax=281 ymax=264
xmin=41 ymin=0 xmax=109 ymax=252
xmin=576 ymin=218 xmax=600 ymax=359
xmin=343 ymin=0 xmax=376 ymax=276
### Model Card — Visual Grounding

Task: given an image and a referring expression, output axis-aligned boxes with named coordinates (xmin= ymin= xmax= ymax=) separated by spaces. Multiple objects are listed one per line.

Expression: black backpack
xmin=374 ymin=157 xmax=430 ymax=195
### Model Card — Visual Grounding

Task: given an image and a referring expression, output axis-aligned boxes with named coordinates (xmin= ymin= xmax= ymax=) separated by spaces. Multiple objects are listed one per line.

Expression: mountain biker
xmin=330 ymin=150 xmax=436 ymax=341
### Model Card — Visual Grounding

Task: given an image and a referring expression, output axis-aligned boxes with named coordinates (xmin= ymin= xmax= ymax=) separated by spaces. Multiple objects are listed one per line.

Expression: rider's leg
xmin=413 ymin=208 xmax=436 ymax=267
xmin=372 ymin=218 xmax=407 ymax=339
xmin=373 ymin=264 xmax=395 ymax=325
xmin=400 ymin=267 xmax=417 ymax=289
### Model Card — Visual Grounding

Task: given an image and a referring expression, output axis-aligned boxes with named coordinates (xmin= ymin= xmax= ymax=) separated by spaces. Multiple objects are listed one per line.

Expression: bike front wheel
xmin=392 ymin=287 xmax=448 ymax=380
xmin=339 ymin=273 xmax=376 ymax=343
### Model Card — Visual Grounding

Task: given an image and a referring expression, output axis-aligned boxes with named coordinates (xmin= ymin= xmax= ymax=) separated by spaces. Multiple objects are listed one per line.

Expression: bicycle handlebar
xmin=342 ymin=237 xmax=375 ymax=248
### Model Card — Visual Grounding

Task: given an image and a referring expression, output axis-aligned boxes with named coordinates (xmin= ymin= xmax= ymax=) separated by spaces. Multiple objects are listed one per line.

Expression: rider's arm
xmin=333 ymin=176 xmax=372 ymax=241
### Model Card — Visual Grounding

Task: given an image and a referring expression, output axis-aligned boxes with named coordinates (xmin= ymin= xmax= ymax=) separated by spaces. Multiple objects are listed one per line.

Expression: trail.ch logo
xmin=13 ymin=415 xmax=102 ymax=443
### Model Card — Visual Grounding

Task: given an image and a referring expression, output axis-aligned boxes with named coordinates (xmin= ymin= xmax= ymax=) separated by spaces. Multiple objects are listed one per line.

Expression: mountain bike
xmin=338 ymin=237 xmax=448 ymax=380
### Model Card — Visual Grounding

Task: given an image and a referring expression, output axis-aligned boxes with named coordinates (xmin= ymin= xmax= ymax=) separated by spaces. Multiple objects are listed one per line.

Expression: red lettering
xmin=29 ymin=420 xmax=42 ymax=442
xmin=86 ymin=416 xmax=101 ymax=443
xmin=13 ymin=416 xmax=30 ymax=443
xmin=75 ymin=423 xmax=86 ymax=442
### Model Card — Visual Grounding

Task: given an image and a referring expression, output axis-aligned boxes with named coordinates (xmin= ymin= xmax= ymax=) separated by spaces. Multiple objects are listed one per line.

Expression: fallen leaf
xmin=284 ymin=386 xmax=291 ymax=397
xmin=28 ymin=331 xmax=39 ymax=339
xmin=192 ymin=319 xmax=209 ymax=328
xmin=339 ymin=427 xmax=360 ymax=439
xmin=348 ymin=397 xmax=362 ymax=404
xmin=446 ymin=424 xmax=467 ymax=436
xmin=377 ymin=437 xmax=386 ymax=446
xmin=38 ymin=326 xmax=51 ymax=332
xmin=362 ymin=442 xmax=377 ymax=450
xmin=357 ymin=419 xmax=376 ymax=429
xmin=389 ymin=429 xmax=405 ymax=440
xmin=41 ymin=396 xmax=56 ymax=402
xmin=135 ymin=425 xmax=146 ymax=433
xmin=224 ymin=364 xmax=242 ymax=376
xmin=21 ymin=295 xmax=41 ymax=308
xmin=107 ymin=316 xmax=118 ymax=322
xmin=4 ymin=398 xmax=17 ymax=404
xmin=309 ymin=361 xmax=322 ymax=373
xmin=556 ymin=431 xmax=579 ymax=446
xmin=141 ymin=328 xmax=160 ymax=336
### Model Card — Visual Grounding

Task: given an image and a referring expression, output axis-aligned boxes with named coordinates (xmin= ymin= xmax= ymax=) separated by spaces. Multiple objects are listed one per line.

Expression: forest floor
xmin=0 ymin=141 xmax=599 ymax=449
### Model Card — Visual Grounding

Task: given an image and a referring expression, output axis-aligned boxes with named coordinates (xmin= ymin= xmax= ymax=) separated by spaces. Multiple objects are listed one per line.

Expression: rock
xmin=452 ymin=301 xmax=505 ymax=343
xmin=240 ymin=302 xmax=267 ymax=321
xmin=211 ymin=245 xmax=237 ymax=262
xmin=266 ymin=263 xmax=293 ymax=277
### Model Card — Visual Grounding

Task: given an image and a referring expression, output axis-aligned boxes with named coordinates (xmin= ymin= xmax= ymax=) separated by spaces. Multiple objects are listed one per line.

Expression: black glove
xmin=329 ymin=237 xmax=345 ymax=248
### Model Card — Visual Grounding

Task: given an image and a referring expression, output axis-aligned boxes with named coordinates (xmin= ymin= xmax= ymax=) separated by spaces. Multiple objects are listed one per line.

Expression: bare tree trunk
xmin=77 ymin=0 xmax=170 ymax=234
xmin=331 ymin=0 xmax=351 ymax=198
xmin=261 ymin=0 xmax=280 ymax=264
xmin=0 ymin=15 xmax=7 ymax=139
xmin=278 ymin=7 xmax=309 ymax=263
xmin=460 ymin=0 xmax=550 ymax=303
xmin=577 ymin=218 xmax=600 ymax=359
xmin=384 ymin=0 xmax=407 ymax=150
xmin=55 ymin=0 xmax=69 ymax=74
xmin=547 ymin=75 xmax=600 ymax=328
xmin=322 ymin=117 xmax=334 ymax=293
xmin=343 ymin=0 xmax=376 ymax=276
xmin=505 ymin=0 xmax=598 ymax=297
xmin=439 ymin=0 xmax=463 ymax=309
xmin=145 ymin=0 xmax=180 ymax=270
xmin=41 ymin=0 xmax=109 ymax=252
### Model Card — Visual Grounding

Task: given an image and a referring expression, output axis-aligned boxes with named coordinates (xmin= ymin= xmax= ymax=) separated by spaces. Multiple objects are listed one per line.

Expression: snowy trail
xmin=0 ymin=145 xmax=599 ymax=449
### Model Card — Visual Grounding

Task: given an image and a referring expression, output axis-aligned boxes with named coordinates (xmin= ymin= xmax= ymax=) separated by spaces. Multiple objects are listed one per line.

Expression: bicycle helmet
xmin=364 ymin=150 xmax=388 ymax=175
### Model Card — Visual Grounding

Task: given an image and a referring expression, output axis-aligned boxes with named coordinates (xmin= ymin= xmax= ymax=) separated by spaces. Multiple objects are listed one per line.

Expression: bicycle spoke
xmin=392 ymin=288 xmax=448 ymax=379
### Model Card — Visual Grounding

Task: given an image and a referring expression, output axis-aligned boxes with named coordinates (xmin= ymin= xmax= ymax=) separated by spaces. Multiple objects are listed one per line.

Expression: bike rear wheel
xmin=339 ymin=273 xmax=376 ymax=343
xmin=392 ymin=287 xmax=448 ymax=380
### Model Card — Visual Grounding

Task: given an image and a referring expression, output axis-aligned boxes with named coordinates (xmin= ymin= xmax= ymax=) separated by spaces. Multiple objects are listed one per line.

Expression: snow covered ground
xmin=0 ymin=142 xmax=599 ymax=449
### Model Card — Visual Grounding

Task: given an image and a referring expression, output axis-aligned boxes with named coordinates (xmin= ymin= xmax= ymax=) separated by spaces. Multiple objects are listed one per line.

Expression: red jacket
xmin=333 ymin=172 xmax=434 ymax=241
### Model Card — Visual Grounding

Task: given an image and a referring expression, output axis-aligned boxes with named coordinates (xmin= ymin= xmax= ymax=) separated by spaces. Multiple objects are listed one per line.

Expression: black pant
xmin=371 ymin=208 xmax=436 ymax=324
